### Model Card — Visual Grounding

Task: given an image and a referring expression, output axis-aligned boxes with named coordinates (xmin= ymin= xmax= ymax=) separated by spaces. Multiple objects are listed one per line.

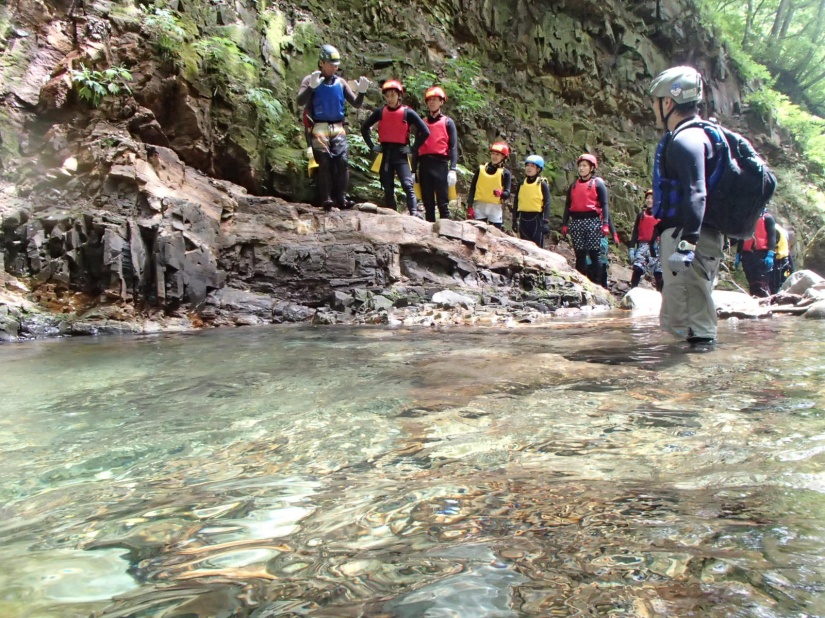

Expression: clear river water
xmin=1 ymin=315 xmax=824 ymax=617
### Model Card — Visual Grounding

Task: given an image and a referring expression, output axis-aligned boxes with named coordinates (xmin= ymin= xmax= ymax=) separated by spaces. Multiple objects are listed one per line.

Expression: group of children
xmin=299 ymin=50 xmax=790 ymax=294
xmin=357 ymin=78 xmax=634 ymax=289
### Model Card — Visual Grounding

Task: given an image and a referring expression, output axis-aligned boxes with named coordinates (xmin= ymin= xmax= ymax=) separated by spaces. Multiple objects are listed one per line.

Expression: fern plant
xmin=405 ymin=58 xmax=488 ymax=115
xmin=140 ymin=5 xmax=191 ymax=60
xmin=246 ymin=87 xmax=287 ymax=147
xmin=193 ymin=36 xmax=258 ymax=94
xmin=70 ymin=66 xmax=133 ymax=107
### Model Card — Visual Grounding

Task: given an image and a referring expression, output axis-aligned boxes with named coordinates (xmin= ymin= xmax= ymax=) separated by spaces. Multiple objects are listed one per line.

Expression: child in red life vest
xmin=466 ymin=141 xmax=512 ymax=229
xmin=561 ymin=154 xmax=610 ymax=285
xmin=412 ymin=86 xmax=459 ymax=222
xmin=629 ymin=189 xmax=663 ymax=290
xmin=734 ymin=208 xmax=777 ymax=297
xmin=513 ymin=155 xmax=551 ymax=247
xmin=360 ymin=80 xmax=430 ymax=216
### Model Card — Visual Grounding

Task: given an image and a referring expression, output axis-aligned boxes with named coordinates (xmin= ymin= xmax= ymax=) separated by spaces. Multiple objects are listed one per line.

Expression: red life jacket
xmin=418 ymin=115 xmax=449 ymax=157
xmin=377 ymin=106 xmax=409 ymax=144
xmin=637 ymin=211 xmax=659 ymax=242
xmin=743 ymin=216 xmax=769 ymax=251
xmin=569 ymin=178 xmax=601 ymax=215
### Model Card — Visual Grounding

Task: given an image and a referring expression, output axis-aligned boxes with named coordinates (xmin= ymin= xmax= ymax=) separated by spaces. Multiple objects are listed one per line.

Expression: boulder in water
xmin=780 ymin=269 xmax=825 ymax=296
xmin=713 ymin=290 xmax=770 ymax=319
xmin=432 ymin=290 xmax=476 ymax=309
xmin=619 ymin=288 xmax=661 ymax=315
xmin=804 ymin=299 xmax=825 ymax=319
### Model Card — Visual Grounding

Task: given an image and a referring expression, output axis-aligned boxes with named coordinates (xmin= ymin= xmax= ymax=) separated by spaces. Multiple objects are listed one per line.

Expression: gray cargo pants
xmin=659 ymin=227 xmax=725 ymax=340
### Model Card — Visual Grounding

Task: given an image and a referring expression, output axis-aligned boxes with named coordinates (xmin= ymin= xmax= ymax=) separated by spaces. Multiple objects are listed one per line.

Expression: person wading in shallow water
xmin=649 ymin=65 xmax=725 ymax=347
xmin=297 ymin=44 xmax=370 ymax=212
xmin=734 ymin=208 xmax=777 ymax=298
xmin=629 ymin=189 xmax=663 ymax=291
xmin=360 ymin=80 xmax=430 ymax=216
xmin=561 ymin=154 xmax=610 ymax=285
xmin=770 ymin=222 xmax=794 ymax=294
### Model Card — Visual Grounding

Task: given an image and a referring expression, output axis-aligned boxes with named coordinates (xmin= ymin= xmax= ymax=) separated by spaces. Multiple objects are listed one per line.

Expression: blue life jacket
xmin=311 ymin=77 xmax=346 ymax=123
xmin=653 ymin=119 xmax=775 ymax=239
xmin=652 ymin=123 xmax=724 ymax=221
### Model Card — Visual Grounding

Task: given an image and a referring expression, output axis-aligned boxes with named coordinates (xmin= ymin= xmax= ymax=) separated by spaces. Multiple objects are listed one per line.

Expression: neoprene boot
xmin=630 ymin=267 xmax=644 ymax=288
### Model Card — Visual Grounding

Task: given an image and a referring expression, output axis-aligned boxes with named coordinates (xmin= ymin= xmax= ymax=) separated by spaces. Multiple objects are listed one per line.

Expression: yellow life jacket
xmin=775 ymin=223 xmax=789 ymax=259
xmin=474 ymin=165 xmax=503 ymax=203
xmin=517 ymin=177 xmax=546 ymax=213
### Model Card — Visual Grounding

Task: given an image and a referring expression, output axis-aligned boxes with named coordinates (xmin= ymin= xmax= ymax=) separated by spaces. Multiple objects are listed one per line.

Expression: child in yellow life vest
xmin=512 ymin=155 xmax=551 ymax=247
xmin=466 ymin=141 xmax=512 ymax=229
xmin=770 ymin=223 xmax=794 ymax=294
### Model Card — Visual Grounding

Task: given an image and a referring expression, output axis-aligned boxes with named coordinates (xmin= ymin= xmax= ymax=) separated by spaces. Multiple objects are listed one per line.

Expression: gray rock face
xmin=0 ymin=130 xmax=609 ymax=333
xmin=802 ymin=226 xmax=825 ymax=278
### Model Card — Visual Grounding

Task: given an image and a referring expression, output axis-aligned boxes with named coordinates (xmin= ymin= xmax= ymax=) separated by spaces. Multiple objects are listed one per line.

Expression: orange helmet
xmin=490 ymin=141 xmax=510 ymax=157
xmin=381 ymin=80 xmax=404 ymax=94
xmin=425 ymin=86 xmax=447 ymax=101
xmin=577 ymin=154 xmax=598 ymax=169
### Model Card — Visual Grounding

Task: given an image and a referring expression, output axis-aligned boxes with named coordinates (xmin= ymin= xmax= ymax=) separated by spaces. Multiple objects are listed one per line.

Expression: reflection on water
xmin=1 ymin=317 xmax=825 ymax=617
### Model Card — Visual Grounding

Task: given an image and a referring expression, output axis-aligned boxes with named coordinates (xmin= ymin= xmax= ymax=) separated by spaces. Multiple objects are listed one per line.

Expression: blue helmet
xmin=525 ymin=155 xmax=544 ymax=170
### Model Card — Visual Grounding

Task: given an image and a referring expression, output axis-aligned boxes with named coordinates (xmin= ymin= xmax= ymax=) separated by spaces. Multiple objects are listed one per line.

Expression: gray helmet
xmin=649 ymin=66 xmax=703 ymax=104
xmin=319 ymin=44 xmax=341 ymax=65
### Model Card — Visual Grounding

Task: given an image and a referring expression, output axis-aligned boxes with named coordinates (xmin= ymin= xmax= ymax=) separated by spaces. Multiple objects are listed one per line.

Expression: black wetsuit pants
xmin=517 ymin=212 xmax=544 ymax=248
xmin=418 ymin=155 xmax=450 ymax=222
xmin=771 ymin=256 xmax=792 ymax=294
xmin=576 ymin=250 xmax=602 ymax=284
xmin=379 ymin=145 xmax=417 ymax=214
xmin=742 ymin=250 xmax=772 ymax=297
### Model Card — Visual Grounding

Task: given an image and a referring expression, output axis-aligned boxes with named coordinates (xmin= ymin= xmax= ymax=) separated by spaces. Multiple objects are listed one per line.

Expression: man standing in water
xmin=649 ymin=66 xmax=725 ymax=347
xmin=297 ymin=44 xmax=370 ymax=211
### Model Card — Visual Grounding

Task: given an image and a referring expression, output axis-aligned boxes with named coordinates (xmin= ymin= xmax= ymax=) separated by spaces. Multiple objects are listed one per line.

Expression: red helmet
xmin=577 ymin=154 xmax=598 ymax=169
xmin=490 ymin=142 xmax=510 ymax=157
xmin=381 ymin=80 xmax=404 ymax=94
xmin=425 ymin=86 xmax=447 ymax=101
xmin=644 ymin=189 xmax=653 ymax=198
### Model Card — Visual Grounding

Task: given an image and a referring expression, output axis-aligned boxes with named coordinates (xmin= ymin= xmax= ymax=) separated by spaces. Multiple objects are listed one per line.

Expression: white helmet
xmin=649 ymin=66 xmax=703 ymax=104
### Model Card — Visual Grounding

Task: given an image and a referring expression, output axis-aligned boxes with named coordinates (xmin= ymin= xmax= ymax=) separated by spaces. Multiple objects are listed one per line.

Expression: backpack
xmin=673 ymin=120 xmax=777 ymax=239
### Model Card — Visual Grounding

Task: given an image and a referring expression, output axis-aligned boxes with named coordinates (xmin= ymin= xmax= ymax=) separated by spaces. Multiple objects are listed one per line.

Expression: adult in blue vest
xmin=297 ymin=45 xmax=371 ymax=211
xmin=650 ymin=66 xmax=725 ymax=347
xmin=360 ymin=80 xmax=430 ymax=216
